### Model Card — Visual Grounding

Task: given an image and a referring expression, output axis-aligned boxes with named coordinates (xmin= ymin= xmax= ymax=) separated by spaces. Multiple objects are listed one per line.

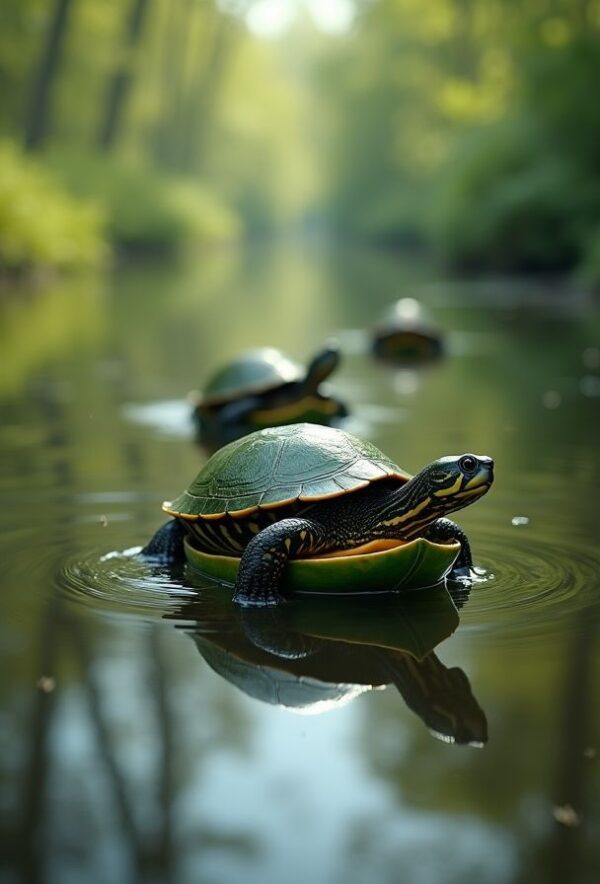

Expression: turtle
xmin=372 ymin=298 xmax=444 ymax=362
xmin=143 ymin=423 xmax=494 ymax=607
xmin=191 ymin=344 xmax=347 ymax=443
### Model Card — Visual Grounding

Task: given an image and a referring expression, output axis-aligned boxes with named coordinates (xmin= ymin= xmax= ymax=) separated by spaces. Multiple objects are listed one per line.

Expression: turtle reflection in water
xmin=144 ymin=423 xmax=494 ymax=606
xmin=166 ymin=586 xmax=487 ymax=746
xmin=191 ymin=344 xmax=347 ymax=446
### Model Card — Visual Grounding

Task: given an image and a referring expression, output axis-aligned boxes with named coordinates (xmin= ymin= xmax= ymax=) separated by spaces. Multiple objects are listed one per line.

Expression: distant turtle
xmin=372 ymin=298 xmax=444 ymax=362
xmin=191 ymin=344 xmax=347 ymax=443
xmin=143 ymin=423 xmax=494 ymax=606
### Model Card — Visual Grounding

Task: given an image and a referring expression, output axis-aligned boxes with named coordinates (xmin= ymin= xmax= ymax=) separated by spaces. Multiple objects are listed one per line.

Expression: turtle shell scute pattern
xmin=201 ymin=348 xmax=302 ymax=406
xmin=165 ymin=423 xmax=410 ymax=519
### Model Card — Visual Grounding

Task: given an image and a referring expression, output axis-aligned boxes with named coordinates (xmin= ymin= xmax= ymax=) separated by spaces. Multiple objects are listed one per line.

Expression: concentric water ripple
xmin=56 ymin=519 xmax=600 ymax=643
xmin=457 ymin=526 xmax=600 ymax=640
xmin=58 ymin=547 xmax=198 ymax=620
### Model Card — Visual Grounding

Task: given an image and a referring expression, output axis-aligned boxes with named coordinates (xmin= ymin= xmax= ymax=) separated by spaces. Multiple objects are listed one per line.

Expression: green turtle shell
xmin=200 ymin=348 xmax=303 ymax=407
xmin=164 ymin=423 xmax=411 ymax=520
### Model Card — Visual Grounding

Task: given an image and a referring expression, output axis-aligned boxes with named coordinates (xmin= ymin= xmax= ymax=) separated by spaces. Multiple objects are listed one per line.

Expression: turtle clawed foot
xmin=232 ymin=570 xmax=289 ymax=607
xmin=446 ymin=566 xmax=475 ymax=597
xmin=446 ymin=563 xmax=489 ymax=609
xmin=448 ymin=561 xmax=489 ymax=584
xmin=448 ymin=562 xmax=475 ymax=582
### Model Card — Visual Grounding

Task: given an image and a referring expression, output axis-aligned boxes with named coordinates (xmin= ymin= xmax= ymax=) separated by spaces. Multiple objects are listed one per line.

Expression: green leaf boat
xmin=183 ymin=534 xmax=461 ymax=596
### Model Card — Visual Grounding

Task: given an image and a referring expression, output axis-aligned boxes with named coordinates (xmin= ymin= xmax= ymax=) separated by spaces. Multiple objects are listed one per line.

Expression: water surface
xmin=1 ymin=244 xmax=599 ymax=884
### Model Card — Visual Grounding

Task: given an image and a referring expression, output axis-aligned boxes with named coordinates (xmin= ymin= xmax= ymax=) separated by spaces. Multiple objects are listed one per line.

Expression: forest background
xmin=1 ymin=0 xmax=599 ymax=284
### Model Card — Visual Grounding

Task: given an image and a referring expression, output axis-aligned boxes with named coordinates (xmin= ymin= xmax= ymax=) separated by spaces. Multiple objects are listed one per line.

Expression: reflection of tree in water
xmin=3 ymin=562 xmax=597 ymax=884
xmin=162 ymin=588 xmax=491 ymax=884
xmin=348 ymin=596 xmax=598 ymax=884
xmin=5 ymin=537 xmax=488 ymax=880
xmin=544 ymin=612 xmax=598 ymax=884
xmin=5 ymin=612 xmax=260 ymax=884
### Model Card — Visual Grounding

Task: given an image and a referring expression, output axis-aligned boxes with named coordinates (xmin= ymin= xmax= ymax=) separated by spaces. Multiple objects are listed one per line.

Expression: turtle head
xmin=305 ymin=342 xmax=340 ymax=390
xmin=376 ymin=454 xmax=493 ymax=540
xmin=420 ymin=454 xmax=494 ymax=517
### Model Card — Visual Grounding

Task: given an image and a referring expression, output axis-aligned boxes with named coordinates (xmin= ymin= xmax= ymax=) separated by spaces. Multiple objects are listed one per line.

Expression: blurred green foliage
xmin=428 ymin=120 xmax=584 ymax=271
xmin=1 ymin=0 xmax=599 ymax=281
xmin=316 ymin=0 xmax=600 ymax=280
xmin=0 ymin=140 xmax=105 ymax=273
xmin=46 ymin=148 xmax=241 ymax=254
xmin=0 ymin=0 xmax=308 ymax=273
xmin=579 ymin=226 xmax=600 ymax=284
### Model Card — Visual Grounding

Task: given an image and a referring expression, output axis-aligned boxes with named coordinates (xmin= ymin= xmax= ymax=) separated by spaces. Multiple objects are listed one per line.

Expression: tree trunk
xmin=24 ymin=0 xmax=75 ymax=151
xmin=151 ymin=0 xmax=192 ymax=169
xmin=179 ymin=13 xmax=233 ymax=173
xmin=97 ymin=0 xmax=150 ymax=151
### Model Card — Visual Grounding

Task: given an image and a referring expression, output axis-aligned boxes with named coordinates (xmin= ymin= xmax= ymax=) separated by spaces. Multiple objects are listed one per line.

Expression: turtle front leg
xmin=423 ymin=517 xmax=473 ymax=579
xmin=233 ymin=518 xmax=325 ymax=607
xmin=141 ymin=519 xmax=187 ymax=563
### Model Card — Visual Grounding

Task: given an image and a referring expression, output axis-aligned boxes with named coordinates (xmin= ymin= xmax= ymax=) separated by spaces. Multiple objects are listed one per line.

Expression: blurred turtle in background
xmin=372 ymin=298 xmax=444 ymax=363
xmin=191 ymin=343 xmax=347 ymax=445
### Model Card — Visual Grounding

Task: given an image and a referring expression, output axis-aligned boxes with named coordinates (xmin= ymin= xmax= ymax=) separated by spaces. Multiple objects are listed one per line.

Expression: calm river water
xmin=1 ymin=244 xmax=599 ymax=884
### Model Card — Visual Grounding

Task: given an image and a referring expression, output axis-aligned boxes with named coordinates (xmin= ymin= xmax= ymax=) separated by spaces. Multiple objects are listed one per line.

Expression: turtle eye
xmin=459 ymin=455 xmax=477 ymax=472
